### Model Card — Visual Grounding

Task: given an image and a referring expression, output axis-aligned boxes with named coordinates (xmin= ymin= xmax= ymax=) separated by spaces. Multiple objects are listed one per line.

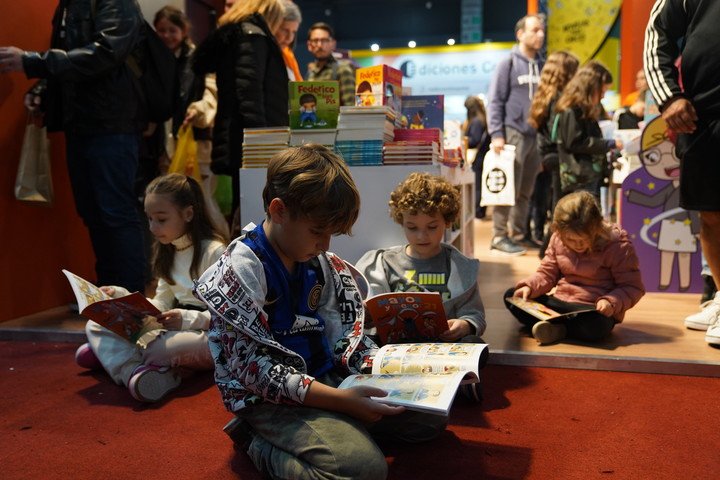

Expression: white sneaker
xmin=684 ymin=292 xmax=720 ymax=331
xmin=705 ymin=318 xmax=720 ymax=346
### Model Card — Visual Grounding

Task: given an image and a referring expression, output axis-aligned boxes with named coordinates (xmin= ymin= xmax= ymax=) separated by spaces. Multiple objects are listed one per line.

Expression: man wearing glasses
xmin=306 ymin=22 xmax=355 ymax=106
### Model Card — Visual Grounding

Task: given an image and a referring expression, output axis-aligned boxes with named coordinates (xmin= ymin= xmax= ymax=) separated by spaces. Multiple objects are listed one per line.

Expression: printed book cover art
xmin=365 ymin=292 xmax=448 ymax=345
xmin=506 ymin=297 xmax=595 ymax=322
xmin=355 ymin=65 xmax=402 ymax=113
xmin=62 ymin=269 xmax=162 ymax=343
xmin=399 ymin=95 xmax=444 ymax=130
xmin=288 ymin=81 xmax=340 ymax=129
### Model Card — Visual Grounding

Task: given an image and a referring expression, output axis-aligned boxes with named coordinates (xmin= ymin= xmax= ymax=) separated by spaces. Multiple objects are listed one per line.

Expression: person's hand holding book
xmin=156 ymin=309 xmax=183 ymax=330
xmin=513 ymin=286 xmax=532 ymax=300
xmin=439 ymin=319 xmax=473 ymax=341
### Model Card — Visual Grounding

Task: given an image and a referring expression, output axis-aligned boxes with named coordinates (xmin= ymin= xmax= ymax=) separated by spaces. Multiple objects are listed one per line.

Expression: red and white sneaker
xmin=127 ymin=364 xmax=181 ymax=403
xmin=75 ymin=343 xmax=102 ymax=370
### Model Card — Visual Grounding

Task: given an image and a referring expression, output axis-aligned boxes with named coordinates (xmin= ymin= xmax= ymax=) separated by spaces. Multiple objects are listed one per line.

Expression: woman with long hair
xmin=553 ymin=60 xmax=621 ymax=198
xmin=528 ymin=50 xmax=579 ymax=255
xmin=192 ymin=0 xmax=289 ymax=230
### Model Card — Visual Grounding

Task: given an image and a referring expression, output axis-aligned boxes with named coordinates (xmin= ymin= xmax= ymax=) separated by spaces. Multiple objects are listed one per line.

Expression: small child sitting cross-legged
xmin=356 ymin=172 xmax=487 ymax=400
xmin=75 ymin=174 xmax=227 ymax=402
xmin=504 ymin=190 xmax=645 ymax=345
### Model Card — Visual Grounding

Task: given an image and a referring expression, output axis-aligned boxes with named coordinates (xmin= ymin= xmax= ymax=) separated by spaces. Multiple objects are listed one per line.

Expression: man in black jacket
xmin=644 ymin=0 xmax=720 ymax=344
xmin=0 ymin=0 xmax=147 ymax=293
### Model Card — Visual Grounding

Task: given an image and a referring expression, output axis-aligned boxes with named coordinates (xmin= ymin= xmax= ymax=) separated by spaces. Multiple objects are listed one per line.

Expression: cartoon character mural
xmin=622 ymin=115 xmax=702 ymax=292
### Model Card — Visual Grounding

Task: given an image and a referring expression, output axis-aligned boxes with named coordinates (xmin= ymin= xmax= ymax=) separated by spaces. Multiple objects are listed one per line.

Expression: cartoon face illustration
xmin=640 ymin=123 xmax=680 ymax=181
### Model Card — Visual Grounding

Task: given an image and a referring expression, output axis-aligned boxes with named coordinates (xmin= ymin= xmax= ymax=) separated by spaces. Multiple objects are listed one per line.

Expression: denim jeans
xmin=237 ymin=370 xmax=448 ymax=480
xmin=66 ymin=132 xmax=146 ymax=292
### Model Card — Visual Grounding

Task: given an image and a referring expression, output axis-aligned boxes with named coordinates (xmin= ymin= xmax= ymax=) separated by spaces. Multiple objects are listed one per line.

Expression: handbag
xmin=479 ymin=144 xmax=516 ymax=206
xmin=15 ymin=116 xmax=53 ymax=205
xmin=167 ymin=124 xmax=202 ymax=182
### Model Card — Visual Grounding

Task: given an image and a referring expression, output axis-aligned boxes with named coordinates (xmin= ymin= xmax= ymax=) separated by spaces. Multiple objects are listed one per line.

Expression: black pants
xmin=503 ymin=288 xmax=615 ymax=342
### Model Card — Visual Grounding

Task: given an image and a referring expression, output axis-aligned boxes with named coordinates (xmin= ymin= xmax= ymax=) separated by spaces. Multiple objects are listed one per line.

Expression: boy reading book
xmin=355 ymin=172 xmax=487 ymax=402
xmin=195 ymin=145 xmax=447 ymax=480
xmin=355 ymin=172 xmax=487 ymax=342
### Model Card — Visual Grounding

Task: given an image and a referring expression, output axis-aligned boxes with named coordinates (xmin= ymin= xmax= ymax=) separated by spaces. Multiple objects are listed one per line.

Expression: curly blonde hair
xmin=389 ymin=172 xmax=460 ymax=224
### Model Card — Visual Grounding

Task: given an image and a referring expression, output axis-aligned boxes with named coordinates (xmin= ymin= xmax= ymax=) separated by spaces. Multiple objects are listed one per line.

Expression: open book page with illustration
xmin=62 ymin=270 xmax=162 ymax=343
xmin=365 ymin=292 xmax=449 ymax=345
xmin=338 ymin=342 xmax=488 ymax=415
xmin=506 ymin=297 xmax=595 ymax=322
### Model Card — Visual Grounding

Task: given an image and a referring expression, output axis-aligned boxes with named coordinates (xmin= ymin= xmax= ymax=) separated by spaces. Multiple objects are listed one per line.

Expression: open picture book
xmin=506 ymin=297 xmax=596 ymax=322
xmin=338 ymin=342 xmax=488 ymax=415
xmin=62 ymin=269 xmax=162 ymax=343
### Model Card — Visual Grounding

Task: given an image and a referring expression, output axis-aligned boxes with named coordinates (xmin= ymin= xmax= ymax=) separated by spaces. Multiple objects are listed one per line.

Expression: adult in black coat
xmin=193 ymin=0 xmax=289 ymax=223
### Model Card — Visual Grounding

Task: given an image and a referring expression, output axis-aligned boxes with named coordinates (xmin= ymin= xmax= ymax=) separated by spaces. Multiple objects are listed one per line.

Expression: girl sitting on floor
xmin=75 ymin=173 xmax=228 ymax=402
xmin=504 ymin=191 xmax=645 ymax=345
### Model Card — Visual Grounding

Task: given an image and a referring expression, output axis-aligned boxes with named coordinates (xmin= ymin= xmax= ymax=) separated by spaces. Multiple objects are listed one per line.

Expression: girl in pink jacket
xmin=504 ymin=191 xmax=645 ymax=344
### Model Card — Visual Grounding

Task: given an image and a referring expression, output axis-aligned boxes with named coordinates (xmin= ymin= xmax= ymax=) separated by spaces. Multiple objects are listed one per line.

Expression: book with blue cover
xmin=400 ymin=95 xmax=444 ymax=130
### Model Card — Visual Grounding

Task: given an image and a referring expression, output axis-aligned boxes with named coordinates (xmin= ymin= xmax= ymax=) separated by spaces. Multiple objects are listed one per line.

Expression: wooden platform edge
xmin=489 ymin=349 xmax=720 ymax=378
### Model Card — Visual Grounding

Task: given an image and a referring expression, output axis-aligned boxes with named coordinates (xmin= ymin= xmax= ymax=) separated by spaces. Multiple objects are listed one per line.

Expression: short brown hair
xmin=308 ymin=21 xmax=334 ymax=39
xmin=263 ymin=144 xmax=359 ymax=234
xmin=389 ymin=172 xmax=460 ymax=224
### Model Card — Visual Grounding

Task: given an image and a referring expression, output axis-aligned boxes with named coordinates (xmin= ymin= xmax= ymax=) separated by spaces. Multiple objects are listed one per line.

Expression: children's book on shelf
xmin=506 ymin=297 xmax=596 ymax=322
xmin=400 ymin=95 xmax=444 ymax=130
xmin=355 ymin=65 xmax=402 ymax=113
xmin=288 ymin=81 xmax=340 ymax=129
xmin=365 ymin=291 xmax=449 ymax=345
xmin=338 ymin=342 xmax=488 ymax=415
xmin=62 ymin=269 xmax=162 ymax=343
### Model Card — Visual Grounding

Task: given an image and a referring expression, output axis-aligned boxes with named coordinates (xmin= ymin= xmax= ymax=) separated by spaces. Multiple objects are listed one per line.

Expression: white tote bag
xmin=480 ymin=144 xmax=515 ymax=206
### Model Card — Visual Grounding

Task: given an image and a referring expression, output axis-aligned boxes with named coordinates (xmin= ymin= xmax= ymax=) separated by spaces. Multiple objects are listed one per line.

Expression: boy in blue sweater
xmin=195 ymin=145 xmax=446 ymax=480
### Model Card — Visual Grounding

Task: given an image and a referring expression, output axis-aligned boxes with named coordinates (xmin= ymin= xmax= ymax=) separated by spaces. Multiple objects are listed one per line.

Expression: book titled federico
xmin=288 ymin=81 xmax=340 ymax=129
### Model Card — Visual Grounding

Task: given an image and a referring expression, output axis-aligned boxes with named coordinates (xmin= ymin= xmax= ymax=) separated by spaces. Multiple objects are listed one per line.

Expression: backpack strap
xmin=550 ymin=112 xmax=560 ymax=143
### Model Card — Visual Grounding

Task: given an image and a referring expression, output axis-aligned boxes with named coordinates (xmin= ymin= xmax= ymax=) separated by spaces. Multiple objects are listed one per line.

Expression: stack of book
xmin=241 ymin=127 xmax=291 ymax=168
xmin=383 ymin=140 xmax=440 ymax=165
xmin=288 ymin=80 xmax=340 ymax=148
xmin=389 ymin=128 xmax=444 ymax=166
xmin=336 ymin=106 xmax=396 ymax=166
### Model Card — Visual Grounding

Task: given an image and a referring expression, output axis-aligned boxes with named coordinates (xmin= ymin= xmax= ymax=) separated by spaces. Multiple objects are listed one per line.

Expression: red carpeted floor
xmin=1 ymin=341 xmax=717 ymax=480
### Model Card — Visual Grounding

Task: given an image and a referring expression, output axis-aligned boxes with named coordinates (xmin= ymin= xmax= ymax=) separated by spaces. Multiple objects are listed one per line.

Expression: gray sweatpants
xmin=492 ymin=127 xmax=541 ymax=240
xmin=237 ymin=370 xmax=448 ymax=480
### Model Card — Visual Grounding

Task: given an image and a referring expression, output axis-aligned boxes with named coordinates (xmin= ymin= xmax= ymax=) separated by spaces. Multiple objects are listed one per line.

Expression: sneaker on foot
xmin=127 ymin=364 xmax=181 ymax=402
xmin=705 ymin=318 xmax=720 ymax=346
xmin=490 ymin=237 xmax=527 ymax=256
xmin=459 ymin=378 xmax=483 ymax=403
xmin=684 ymin=292 xmax=720 ymax=331
xmin=532 ymin=320 xmax=567 ymax=345
xmin=75 ymin=343 xmax=102 ymax=370
xmin=517 ymin=236 xmax=543 ymax=249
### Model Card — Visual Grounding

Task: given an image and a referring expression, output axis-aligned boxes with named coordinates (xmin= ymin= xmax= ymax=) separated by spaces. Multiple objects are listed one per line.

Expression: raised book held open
xmin=62 ymin=269 xmax=162 ymax=342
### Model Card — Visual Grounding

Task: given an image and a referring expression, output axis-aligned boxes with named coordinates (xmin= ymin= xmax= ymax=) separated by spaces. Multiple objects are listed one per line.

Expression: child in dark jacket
xmin=553 ymin=60 xmax=622 ymax=197
xmin=504 ymin=191 xmax=645 ymax=344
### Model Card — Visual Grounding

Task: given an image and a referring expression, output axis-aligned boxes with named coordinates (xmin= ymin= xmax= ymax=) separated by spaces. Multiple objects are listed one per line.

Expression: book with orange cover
xmin=62 ymin=269 xmax=162 ymax=342
xmin=365 ymin=291 xmax=449 ymax=345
